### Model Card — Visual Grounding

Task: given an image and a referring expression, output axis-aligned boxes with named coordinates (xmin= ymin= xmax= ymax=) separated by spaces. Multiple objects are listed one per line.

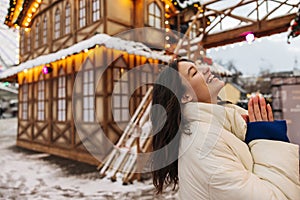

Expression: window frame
xmin=54 ymin=8 xmax=61 ymax=39
xmin=21 ymin=79 xmax=28 ymax=120
xmin=65 ymin=2 xmax=71 ymax=35
xmin=37 ymin=74 xmax=45 ymax=121
xmin=148 ymin=2 xmax=162 ymax=29
xmin=112 ymin=66 xmax=130 ymax=123
xmin=20 ymin=30 xmax=25 ymax=54
xmin=92 ymin=0 xmax=101 ymax=22
xmin=43 ymin=16 xmax=47 ymax=44
xmin=82 ymin=69 xmax=95 ymax=122
xmin=26 ymin=31 xmax=31 ymax=53
xmin=35 ymin=21 xmax=40 ymax=48
xmin=189 ymin=22 xmax=197 ymax=39
xmin=57 ymin=68 xmax=67 ymax=122
xmin=79 ymin=0 xmax=87 ymax=28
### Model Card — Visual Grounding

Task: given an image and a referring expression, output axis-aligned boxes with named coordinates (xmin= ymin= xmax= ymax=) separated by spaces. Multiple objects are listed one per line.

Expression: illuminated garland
xmin=171 ymin=0 xmax=201 ymax=11
xmin=4 ymin=0 xmax=18 ymax=27
xmin=4 ymin=0 xmax=42 ymax=28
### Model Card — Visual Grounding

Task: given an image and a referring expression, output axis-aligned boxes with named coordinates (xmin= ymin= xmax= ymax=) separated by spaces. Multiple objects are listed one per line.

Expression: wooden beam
xmin=206 ymin=8 xmax=256 ymax=23
xmin=202 ymin=13 xmax=296 ymax=49
xmin=0 ymin=74 xmax=18 ymax=82
xmin=262 ymin=0 xmax=288 ymax=21
xmin=16 ymin=140 xmax=100 ymax=166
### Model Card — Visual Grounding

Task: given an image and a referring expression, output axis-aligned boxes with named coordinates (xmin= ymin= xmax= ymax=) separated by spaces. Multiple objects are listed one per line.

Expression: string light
xmin=42 ymin=65 xmax=53 ymax=74
xmin=164 ymin=1 xmax=171 ymax=49
xmin=245 ymin=32 xmax=255 ymax=43
xmin=18 ymin=0 xmax=43 ymax=28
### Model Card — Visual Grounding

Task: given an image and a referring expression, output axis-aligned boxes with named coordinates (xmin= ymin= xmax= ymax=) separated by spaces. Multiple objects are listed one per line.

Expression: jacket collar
xmin=182 ymin=102 xmax=247 ymax=141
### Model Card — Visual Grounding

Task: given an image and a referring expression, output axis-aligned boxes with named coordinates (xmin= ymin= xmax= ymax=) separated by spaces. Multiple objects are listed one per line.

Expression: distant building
xmin=271 ymin=74 xmax=300 ymax=149
xmin=219 ymin=82 xmax=247 ymax=104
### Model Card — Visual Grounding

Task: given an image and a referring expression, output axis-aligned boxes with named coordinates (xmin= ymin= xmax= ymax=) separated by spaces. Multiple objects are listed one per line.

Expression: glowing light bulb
xmin=245 ymin=32 xmax=255 ymax=43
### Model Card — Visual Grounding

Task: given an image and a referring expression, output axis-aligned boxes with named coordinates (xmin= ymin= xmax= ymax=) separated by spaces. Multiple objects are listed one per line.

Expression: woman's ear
xmin=181 ymin=93 xmax=193 ymax=104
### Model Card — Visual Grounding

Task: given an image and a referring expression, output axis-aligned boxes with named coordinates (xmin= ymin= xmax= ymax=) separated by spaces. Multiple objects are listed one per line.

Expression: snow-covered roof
xmin=0 ymin=84 xmax=18 ymax=94
xmin=0 ymin=33 xmax=172 ymax=80
xmin=195 ymin=60 xmax=233 ymax=76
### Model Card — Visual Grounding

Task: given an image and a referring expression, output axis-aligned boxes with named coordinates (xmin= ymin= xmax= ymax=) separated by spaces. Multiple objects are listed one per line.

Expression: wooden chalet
xmin=2 ymin=0 xmax=171 ymax=166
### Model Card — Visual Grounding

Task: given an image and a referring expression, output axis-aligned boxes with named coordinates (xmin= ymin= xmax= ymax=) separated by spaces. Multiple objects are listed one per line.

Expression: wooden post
xmin=136 ymin=127 xmax=141 ymax=181
xmin=173 ymin=9 xmax=202 ymax=55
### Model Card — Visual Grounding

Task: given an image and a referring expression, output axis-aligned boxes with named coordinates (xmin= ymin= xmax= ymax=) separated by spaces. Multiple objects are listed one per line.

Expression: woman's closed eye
xmin=192 ymin=70 xmax=198 ymax=77
xmin=187 ymin=66 xmax=198 ymax=77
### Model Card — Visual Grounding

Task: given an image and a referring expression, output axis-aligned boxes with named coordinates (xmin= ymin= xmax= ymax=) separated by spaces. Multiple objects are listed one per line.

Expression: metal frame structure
xmin=167 ymin=0 xmax=299 ymax=48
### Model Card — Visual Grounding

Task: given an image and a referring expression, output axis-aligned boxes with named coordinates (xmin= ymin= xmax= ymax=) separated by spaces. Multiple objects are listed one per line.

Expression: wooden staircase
xmin=98 ymin=87 xmax=153 ymax=184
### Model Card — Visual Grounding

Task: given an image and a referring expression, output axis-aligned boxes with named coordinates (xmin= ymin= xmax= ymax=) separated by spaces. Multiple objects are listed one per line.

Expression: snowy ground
xmin=0 ymin=118 xmax=178 ymax=200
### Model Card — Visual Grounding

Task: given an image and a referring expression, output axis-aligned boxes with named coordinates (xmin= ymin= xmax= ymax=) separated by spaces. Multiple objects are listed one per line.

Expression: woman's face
xmin=177 ymin=61 xmax=224 ymax=104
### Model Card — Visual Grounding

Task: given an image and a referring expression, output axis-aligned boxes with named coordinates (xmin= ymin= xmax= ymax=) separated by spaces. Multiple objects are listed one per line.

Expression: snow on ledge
xmin=0 ymin=34 xmax=172 ymax=79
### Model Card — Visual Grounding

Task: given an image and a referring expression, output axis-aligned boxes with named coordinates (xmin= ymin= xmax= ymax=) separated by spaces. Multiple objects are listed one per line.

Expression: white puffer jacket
xmin=178 ymin=102 xmax=300 ymax=200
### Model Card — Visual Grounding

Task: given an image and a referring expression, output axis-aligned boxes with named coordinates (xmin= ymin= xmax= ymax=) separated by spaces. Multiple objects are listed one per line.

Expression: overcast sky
xmin=0 ymin=0 xmax=299 ymax=76
xmin=207 ymin=32 xmax=300 ymax=76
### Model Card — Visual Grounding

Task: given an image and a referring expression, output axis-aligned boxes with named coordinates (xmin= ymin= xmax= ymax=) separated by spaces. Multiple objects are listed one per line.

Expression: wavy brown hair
xmin=151 ymin=58 xmax=192 ymax=194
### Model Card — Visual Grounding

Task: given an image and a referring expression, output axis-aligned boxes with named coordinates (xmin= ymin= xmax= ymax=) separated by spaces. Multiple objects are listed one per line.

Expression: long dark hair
xmin=151 ymin=58 xmax=192 ymax=194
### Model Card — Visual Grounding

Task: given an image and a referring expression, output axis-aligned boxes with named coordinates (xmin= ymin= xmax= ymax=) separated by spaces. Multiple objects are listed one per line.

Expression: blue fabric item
xmin=245 ymin=120 xmax=290 ymax=144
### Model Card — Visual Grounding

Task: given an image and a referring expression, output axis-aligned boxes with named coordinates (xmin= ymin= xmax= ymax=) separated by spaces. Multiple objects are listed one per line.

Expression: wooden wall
xmin=17 ymin=46 xmax=161 ymax=165
xmin=19 ymin=0 xmax=166 ymax=63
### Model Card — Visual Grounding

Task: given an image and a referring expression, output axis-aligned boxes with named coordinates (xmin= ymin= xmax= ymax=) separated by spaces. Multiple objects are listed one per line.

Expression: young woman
xmin=151 ymin=58 xmax=300 ymax=199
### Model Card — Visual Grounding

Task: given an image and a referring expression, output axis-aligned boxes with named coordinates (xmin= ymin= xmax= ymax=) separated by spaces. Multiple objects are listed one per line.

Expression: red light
xmin=42 ymin=66 xmax=53 ymax=74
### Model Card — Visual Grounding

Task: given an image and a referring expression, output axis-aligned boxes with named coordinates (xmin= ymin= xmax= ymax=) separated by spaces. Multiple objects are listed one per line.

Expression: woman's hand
xmin=248 ymin=95 xmax=273 ymax=122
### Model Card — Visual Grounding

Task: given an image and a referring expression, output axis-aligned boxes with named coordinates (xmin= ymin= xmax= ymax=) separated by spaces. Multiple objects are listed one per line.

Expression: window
xmin=43 ymin=16 xmax=47 ymax=44
xmin=26 ymin=31 xmax=31 ymax=53
xmin=54 ymin=8 xmax=61 ymax=39
xmin=79 ymin=0 xmax=86 ymax=28
xmin=92 ymin=0 xmax=101 ymax=22
xmin=35 ymin=21 xmax=40 ymax=48
xmin=20 ymin=30 xmax=24 ymax=54
xmin=65 ymin=3 xmax=71 ymax=34
xmin=189 ymin=23 xmax=197 ymax=39
xmin=57 ymin=69 xmax=66 ymax=121
xmin=21 ymin=81 xmax=28 ymax=120
xmin=148 ymin=2 xmax=162 ymax=28
xmin=83 ymin=70 xmax=94 ymax=122
xmin=112 ymin=67 xmax=129 ymax=123
xmin=37 ymin=74 xmax=45 ymax=121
